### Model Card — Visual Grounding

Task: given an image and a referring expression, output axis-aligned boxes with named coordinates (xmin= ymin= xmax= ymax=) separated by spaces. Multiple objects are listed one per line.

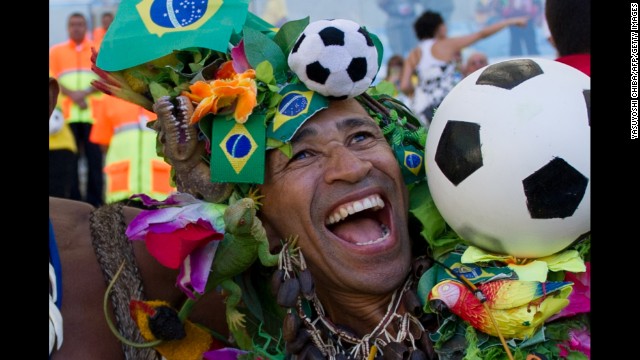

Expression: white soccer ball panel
xmin=324 ymin=71 xmax=355 ymax=97
xmin=319 ymin=46 xmax=352 ymax=72
xmin=425 ymin=58 xmax=590 ymax=258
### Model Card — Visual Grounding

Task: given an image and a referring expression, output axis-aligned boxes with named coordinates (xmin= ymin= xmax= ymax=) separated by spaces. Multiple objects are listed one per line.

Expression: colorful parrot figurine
xmin=428 ymin=279 xmax=573 ymax=339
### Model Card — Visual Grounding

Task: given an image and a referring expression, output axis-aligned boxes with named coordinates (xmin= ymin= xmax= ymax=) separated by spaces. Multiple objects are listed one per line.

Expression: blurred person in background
xmin=545 ymin=0 xmax=590 ymax=76
xmin=92 ymin=11 xmax=114 ymax=51
xmin=49 ymin=12 xmax=104 ymax=207
xmin=49 ymin=77 xmax=78 ymax=200
xmin=90 ymin=95 xmax=175 ymax=204
xmin=498 ymin=0 xmax=542 ymax=56
xmin=400 ymin=10 xmax=527 ymax=128
xmin=377 ymin=0 xmax=419 ymax=57
xmin=462 ymin=51 xmax=489 ymax=77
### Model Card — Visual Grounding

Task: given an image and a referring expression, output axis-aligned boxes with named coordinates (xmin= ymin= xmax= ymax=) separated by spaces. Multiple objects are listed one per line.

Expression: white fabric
xmin=49 ymin=262 xmax=63 ymax=354
xmin=411 ymin=39 xmax=459 ymax=128
xmin=49 ymin=108 xmax=64 ymax=135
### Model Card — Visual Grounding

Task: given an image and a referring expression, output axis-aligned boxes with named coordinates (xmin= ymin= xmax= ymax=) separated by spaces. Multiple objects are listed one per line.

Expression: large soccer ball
xmin=425 ymin=58 xmax=590 ymax=258
xmin=288 ymin=19 xmax=379 ymax=99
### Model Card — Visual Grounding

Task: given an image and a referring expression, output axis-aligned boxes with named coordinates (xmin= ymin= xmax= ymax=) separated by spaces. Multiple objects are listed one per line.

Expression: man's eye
xmin=352 ymin=132 xmax=373 ymax=143
xmin=290 ymin=150 xmax=311 ymax=162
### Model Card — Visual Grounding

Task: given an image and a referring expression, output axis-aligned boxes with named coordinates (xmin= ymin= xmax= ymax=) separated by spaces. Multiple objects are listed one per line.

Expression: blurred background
xmin=49 ymin=0 xmax=557 ymax=77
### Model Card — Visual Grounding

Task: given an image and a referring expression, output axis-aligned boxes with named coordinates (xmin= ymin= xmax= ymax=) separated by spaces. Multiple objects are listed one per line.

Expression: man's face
xmin=259 ymin=98 xmax=412 ymax=296
xmin=68 ymin=15 xmax=87 ymax=43
xmin=102 ymin=14 xmax=114 ymax=30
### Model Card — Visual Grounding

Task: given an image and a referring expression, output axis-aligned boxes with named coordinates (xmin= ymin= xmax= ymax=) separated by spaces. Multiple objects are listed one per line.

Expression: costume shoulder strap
xmin=90 ymin=203 xmax=160 ymax=360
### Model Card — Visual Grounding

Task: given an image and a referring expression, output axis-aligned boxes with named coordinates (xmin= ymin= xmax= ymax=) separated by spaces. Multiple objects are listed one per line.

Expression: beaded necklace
xmin=274 ymin=240 xmax=434 ymax=359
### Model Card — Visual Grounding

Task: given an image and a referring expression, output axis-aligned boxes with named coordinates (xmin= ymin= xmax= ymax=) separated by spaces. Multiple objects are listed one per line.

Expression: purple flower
xmin=203 ymin=347 xmax=248 ymax=360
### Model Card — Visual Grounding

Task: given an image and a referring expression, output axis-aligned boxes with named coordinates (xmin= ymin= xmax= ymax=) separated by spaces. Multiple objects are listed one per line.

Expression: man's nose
xmin=323 ymin=145 xmax=372 ymax=184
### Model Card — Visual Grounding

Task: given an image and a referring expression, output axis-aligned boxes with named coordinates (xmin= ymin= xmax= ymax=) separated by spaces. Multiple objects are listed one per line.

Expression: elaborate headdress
xmin=93 ymin=0 xmax=426 ymax=203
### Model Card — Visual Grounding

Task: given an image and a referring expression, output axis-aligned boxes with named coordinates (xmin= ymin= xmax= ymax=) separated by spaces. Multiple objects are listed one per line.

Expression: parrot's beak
xmin=430 ymin=299 xmax=450 ymax=315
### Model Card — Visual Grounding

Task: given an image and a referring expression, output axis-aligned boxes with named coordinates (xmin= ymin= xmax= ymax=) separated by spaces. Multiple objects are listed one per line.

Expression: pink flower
xmin=126 ymin=193 xmax=228 ymax=298
xmin=548 ymin=262 xmax=590 ymax=322
xmin=558 ymin=326 xmax=591 ymax=358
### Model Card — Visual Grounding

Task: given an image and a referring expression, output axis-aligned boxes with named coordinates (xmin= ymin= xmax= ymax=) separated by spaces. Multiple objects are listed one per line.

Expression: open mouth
xmin=325 ymin=194 xmax=391 ymax=246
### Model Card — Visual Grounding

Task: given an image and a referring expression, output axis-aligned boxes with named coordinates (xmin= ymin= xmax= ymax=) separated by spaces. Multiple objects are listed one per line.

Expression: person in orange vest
xmin=49 ymin=12 xmax=104 ymax=207
xmin=90 ymin=95 xmax=176 ymax=204
xmin=92 ymin=11 xmax=114 ymax=51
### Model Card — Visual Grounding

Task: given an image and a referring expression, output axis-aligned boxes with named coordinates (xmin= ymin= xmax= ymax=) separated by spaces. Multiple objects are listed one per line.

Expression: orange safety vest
xmin=49 ymin=38 xmax=102 ymax=123
xmin=91 ymin=95 xmax=175 ymax=203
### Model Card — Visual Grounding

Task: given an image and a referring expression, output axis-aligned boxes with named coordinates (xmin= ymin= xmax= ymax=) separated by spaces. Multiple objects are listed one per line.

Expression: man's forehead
xmin=291 ymin=116 xmax=378 ymax=144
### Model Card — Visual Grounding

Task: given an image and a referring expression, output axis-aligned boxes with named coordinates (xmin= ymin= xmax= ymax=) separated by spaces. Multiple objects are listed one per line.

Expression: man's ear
xmin=49 ymin=77 xmax=60 ymax=118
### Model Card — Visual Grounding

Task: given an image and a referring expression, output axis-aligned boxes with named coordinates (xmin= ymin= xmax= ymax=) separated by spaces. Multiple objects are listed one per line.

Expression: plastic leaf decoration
xmin=243 ymin=26 xmax=288 ymax=84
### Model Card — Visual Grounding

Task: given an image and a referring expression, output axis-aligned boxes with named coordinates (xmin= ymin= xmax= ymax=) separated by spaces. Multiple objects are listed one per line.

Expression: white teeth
xmin=325 ymin=194 xmax=385 ymax=225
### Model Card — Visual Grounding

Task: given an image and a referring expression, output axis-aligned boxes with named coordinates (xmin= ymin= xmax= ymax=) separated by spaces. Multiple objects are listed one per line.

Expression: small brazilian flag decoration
xmin=393 ymin=144 xmax=425 ymax=184
xmin=267 ymin=83 xmax=328 ymax=142
xmin=97 ymin=0 xmax=251 ymax=71
xmin=210 ymin=114 xmax=266 ymax=184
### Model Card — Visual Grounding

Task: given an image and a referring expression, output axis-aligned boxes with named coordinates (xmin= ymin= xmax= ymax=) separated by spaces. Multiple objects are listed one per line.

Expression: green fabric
xmin=97 ymin=0 xmax=250 ymax=71
xmin=266 ymin=83 xmax=328 ymax=143
xmin=210 ymin=113 xmax=266 ymax=184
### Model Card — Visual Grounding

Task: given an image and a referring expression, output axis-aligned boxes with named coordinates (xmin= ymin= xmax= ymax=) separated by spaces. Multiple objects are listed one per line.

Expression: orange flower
xmin=183 ymin=69 xmax=257 ymax=124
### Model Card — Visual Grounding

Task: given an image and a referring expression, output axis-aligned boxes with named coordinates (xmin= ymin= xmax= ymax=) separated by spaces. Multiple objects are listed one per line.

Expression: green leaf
xmin=368 ymin=80 xmax=396 ymax=97
xmin=243 ymin=26 xmax=287 ymax=83
xmin=149 ymin=81 xmax=170 ymax=102
xmin=267 ymin=84 xmax=281 ymax=92
xmin=255 ymin=61 xmax=275 ymax=84
xmin=273 ymin=17 xmax=310 ymax=56
xmin=366 ymin=27 xmax=384 ymax=69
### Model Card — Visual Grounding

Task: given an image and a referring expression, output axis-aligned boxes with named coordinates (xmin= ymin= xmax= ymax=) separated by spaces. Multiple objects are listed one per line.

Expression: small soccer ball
xmin=288 ymin=19 xmax=379 ymax=99
xmin=425 ymin=58 xmax=590 ymax=258
xmin=49 ymin=108 xmax=64 ymax=135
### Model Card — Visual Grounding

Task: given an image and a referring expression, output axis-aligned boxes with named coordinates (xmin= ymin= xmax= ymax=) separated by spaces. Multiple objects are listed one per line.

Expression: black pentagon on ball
xmin=318 ymin=26 xmax=345 ymax=46
xmin=357 ymin=27 xmax=374 ymax=46
xmin=522 ymin=157 xmax=588 ymax=219
xmin=435 ymin=120 xmax=483 ymax=186
xmin=347 ymin=57 xmax=368 ymax=82
xmin=476 ymin=59 xmax=543 ymax=90
xmin=306 ymin=61 xmax=331 ymax=85
xmin=291 ymin=33 xmax=305 ymax=54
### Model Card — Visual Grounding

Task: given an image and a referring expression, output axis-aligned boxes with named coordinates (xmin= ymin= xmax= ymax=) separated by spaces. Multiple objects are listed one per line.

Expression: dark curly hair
xmin=413 ymin=11 xmax=444 ymax=40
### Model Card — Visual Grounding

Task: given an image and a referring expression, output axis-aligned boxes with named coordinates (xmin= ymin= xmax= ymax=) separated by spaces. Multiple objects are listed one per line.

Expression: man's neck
xmin=315 ymin=284 xmax=405 ymax=338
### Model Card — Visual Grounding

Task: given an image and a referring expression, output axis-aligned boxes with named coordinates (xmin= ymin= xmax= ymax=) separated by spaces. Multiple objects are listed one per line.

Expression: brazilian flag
xmin=393 ymin=144 xmax=425 ymax=184
xmin=267 ymin=83 xmax=328 ymax=143
xmin=97 ymin=0 xmax=251 ymax=71
xmin=210 ymin=113 xmax=266 ymax=184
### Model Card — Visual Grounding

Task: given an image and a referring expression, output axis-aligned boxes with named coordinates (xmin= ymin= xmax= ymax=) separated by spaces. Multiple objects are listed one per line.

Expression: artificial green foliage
xmin=367 ymin=80 xmax=396 ymax=97
xmin=243 ymin=27 xmax=288 ymax=84
xmin=273 ymin=17 xmax=310 ymax=56
xmin=409 ymin=181 xmax=465 ymax=259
